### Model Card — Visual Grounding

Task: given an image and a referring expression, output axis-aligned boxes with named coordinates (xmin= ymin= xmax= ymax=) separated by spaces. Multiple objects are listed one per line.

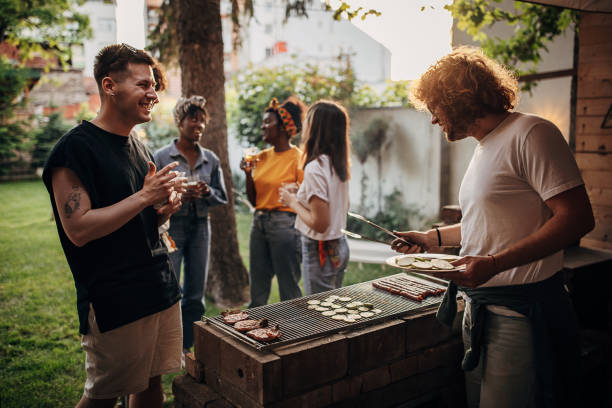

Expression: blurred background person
xmin=280 ymin=100 xmax=351 ymax=295
xmin=240 ymin=97 xmax=306 ymax=307
xmin=154 ymin=95 xmax=227 ymax=353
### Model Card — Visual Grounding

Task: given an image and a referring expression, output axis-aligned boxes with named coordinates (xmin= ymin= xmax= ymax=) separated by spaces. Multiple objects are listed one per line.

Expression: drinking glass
xmin=242 ymin=147 xmax=259 ymax=169
xmin=278 ymin=181 xmax=299 ymax=203
xmin=187 ymin=173 xmax=200 ymax=187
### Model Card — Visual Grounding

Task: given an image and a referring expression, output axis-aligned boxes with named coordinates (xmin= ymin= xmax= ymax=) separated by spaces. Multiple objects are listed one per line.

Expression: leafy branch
xmin=149 ymin=0 xmax=380 ymax=66
xmin=445 ymin=0 xmax=578 ymax=90
xmin=0 ymin=0 xmax=91 ymax=69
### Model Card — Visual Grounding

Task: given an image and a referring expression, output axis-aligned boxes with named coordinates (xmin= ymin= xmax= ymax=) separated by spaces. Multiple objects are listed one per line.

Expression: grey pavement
xmin=346 ymin=238 xmax=398 ymax=264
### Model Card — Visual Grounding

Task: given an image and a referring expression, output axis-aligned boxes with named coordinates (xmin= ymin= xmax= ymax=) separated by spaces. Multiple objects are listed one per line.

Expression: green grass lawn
xmin=0 ymin=180 xmax=393 ymax=407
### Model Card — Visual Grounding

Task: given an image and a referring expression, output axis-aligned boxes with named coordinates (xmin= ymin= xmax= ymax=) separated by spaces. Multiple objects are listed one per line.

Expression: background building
xmin=233 ymin=1 xmax=390 ymax=85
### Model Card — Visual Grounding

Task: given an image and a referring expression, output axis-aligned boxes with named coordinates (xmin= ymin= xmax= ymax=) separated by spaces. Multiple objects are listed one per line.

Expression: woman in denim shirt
xmin=154 ymin=96 xmax=227 ymax=352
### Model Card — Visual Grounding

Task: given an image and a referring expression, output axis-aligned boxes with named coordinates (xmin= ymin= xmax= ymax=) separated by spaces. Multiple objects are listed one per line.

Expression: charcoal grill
xmin=207 ymin=273 xmax=449 ymax=350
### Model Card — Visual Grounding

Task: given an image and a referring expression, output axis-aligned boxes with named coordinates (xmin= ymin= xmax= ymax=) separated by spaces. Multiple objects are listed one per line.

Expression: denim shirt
xmin=154 ymin=140 xmax=228 ymax=218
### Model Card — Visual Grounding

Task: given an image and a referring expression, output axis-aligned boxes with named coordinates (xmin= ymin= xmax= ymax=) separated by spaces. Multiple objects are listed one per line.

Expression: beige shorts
xmin=81 ymin=302 xmax=182 ymax=399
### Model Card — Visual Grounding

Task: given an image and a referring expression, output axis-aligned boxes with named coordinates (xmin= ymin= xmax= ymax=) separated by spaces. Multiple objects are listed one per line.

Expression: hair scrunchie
xmin=267 ymin=98 xmax=298 ymax=137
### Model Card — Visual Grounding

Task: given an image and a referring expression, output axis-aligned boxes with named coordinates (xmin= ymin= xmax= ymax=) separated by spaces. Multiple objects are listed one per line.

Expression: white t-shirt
xmin=295 ymin=155 xmax=350 ymax=241
xmin=459 ymin=112 xmax=584 ymax=289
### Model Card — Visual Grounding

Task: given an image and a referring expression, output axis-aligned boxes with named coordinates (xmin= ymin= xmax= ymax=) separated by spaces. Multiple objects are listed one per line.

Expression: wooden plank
xmin=402 ymin=309 xmax=458 ymax=354
xmin=268 ymin=385 xmax=332 ymax=408
xmin=184 ymin=352 xmax=204 ymax=383
xmin=581 ymin=237 xmax=612 ymax=251
xmin=273 ymin=334 xmax=347 ymax=397
xmin=579 ymin=43 xmax=612 ymax=65
xmin=580 ymin=13 xmax=612 ymax=28
xmin=576 ymin=117 xmax=612 ymax=136
xmin=360 ymin=365 xmax=392 ymax=393
xmin=577 ymin=79 xmax=612 ymax=99
xmin=585 ymin=186 xmax=612 ymax=207
xmin=582 ymin=170 xmax=612 ymax=189
xmin=203 ymin=367 xmax=263 ymax=408
xmin=585 ymin=205 xmax=612 ymax=248
xmin=579 ymin=26 xmax=612 ymax=47
xmin=583 ymin=227 xmax=611 ymax=248
xmin=575 ymin=152 xmax=612 ymax=171
xmin=575 ymin=135 xmax=612 ymax=153
xmin=172 ymin=374 xmax=234 ymax=408
xmin=576 ymin=98 xmax=612 ymax=117
xmin=345 ymin=319 xmax=406 ymax=374
xmin=592 ymin=205 xmax=612 ymax=226
xmin=417 ymin=338 xmax=463 ymax=373
xmin=193 ymin=321 xmax=229 ymax=373
xmin=388 ymin=354 xmax=419 ymax=382
xmin=578 ymin=63 xmax=612 ymax=81
xmin=218 ymin=334 xmax=283 ymax=405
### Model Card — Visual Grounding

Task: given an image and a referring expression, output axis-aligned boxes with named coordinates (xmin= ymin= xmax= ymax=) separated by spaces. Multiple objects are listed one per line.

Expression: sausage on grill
xmin=222 ymin=310 xmax=250 ymax=324
xmin=246 ymin=324 xmax=281 ymax=342
xmin=234 ymin=318 xmax=268 ymax=332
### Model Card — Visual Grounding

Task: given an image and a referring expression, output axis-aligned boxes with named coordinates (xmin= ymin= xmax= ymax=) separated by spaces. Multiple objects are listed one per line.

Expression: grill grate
xmin=207 ymin=273 xmax=449 ymax=350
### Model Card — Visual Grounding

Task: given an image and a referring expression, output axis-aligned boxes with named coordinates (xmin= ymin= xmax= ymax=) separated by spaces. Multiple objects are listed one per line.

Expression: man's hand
xmin=156 ymin=189 xmax=183 ymax=225
xmin=140 ymin=161 xmax=179 ymax=206
xmin=436 ymin=255 xmax=497 ymax=288
xmin=183 ymin=181 xmax=210 ymax=201
xmin=390 ymin=230 xmax=437 ymax=254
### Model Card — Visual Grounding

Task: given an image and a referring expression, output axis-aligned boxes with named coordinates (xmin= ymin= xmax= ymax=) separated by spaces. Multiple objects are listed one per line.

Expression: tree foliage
xmin=323 ymin=1 xmax=381 ymax=21
xmin=228 ymin=60 xmax=411 ymax=147
xmin=30 ymin=112 xmax=72 ymax=169
xmin=0 ymin=58 xmax=33 ymax=162
xmin=446 ymin=0 xmax=578 ymax=89
xmin=149 ymin=0 xmax=379 ymax=66
xmin=0 ymin=0 xmax=91 ymax=68
xmin=0 ymin=0 xmax=91 ymax=162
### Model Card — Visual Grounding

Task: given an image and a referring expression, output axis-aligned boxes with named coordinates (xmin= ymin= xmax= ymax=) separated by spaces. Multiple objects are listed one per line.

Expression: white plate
xmin=386 ymin=253 xmax=465 ymax=273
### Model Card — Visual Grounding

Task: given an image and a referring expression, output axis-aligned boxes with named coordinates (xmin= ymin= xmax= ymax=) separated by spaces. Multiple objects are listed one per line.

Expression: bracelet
xmin=488 ymin=254 xmax=497 ymax=269
xmin=435 ymin=227 xmax=442 ymax=247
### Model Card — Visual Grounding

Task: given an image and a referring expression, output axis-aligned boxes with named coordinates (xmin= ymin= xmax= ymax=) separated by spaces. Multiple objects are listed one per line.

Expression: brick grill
xmin=207 ymin=273 xmax=448 ymax=350
xmin=174 ymin=273 xmax=467 ymax=408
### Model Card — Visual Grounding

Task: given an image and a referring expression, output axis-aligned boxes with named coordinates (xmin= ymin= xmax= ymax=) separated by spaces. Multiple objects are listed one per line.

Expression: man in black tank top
xmin=42 ymin=44 xmax=184 ymax=408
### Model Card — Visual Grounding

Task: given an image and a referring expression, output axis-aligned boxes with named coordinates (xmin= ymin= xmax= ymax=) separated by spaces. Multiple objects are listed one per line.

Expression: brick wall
xmin=175 ymin=304 xmax=466 ymax=408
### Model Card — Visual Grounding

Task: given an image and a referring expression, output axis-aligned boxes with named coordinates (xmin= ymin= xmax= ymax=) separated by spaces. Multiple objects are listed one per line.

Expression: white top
xmin=459 ymin=112 xmax=584 ymax=290
xmin=295 ymin=155 xmax=350 ymax=241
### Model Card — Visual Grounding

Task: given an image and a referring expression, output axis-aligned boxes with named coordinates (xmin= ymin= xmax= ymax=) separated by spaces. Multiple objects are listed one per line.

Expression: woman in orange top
xmin=240 ymin=97 xmax=306 ymax=307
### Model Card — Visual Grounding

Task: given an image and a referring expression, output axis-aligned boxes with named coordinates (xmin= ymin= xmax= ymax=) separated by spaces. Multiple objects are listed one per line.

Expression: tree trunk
xmin=175 ymin=0 xmax=249 ymax=308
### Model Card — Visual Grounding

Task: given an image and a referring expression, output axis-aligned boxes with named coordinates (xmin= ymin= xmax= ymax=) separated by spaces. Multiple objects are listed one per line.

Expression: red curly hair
xmin=410 ymin=46 xmax=519 ymax=135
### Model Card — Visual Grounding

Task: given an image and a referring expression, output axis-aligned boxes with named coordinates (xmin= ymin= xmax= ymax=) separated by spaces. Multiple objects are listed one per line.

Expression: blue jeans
xmin=463 ymin=301 xmax=536 ymax=408
xmin=168 ymin=214 xmax=210 ymax=349
xmin=301 ymin=235 xmax=349 ymax=295
xmin=249 ymin=210 xmax=302 ymax=307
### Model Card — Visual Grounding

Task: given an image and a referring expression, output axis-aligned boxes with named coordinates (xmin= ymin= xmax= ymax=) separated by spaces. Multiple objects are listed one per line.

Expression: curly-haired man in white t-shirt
xmin=391 ymin=47 xmax=594 ymax=408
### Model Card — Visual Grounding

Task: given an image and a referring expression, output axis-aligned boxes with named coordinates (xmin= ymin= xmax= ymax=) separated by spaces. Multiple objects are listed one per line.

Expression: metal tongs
xmin=341 ymin=229 xmax=391 ymax=245
xmin=346 ymin=211 xmax=410 ymax=245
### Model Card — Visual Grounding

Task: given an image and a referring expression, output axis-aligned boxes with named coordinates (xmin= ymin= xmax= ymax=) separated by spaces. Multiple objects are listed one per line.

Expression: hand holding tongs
xmin=346 ymin=212 xmax=410 ymax=245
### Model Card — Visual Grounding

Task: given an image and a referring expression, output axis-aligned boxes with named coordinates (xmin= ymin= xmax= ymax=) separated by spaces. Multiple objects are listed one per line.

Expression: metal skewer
xmin=341 ymin=229 xmax=391 ymax=245
xmin=347 ymin=211 xmax=410 ymax=244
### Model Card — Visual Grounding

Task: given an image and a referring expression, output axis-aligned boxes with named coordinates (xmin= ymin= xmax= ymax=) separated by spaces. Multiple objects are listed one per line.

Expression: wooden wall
xmin=576 ymin=13 xmax=612 ymax=250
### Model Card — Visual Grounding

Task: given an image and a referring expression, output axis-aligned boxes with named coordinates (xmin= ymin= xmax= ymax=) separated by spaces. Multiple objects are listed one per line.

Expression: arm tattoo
xmin=64 ymin=185 xmax=81 ymax=218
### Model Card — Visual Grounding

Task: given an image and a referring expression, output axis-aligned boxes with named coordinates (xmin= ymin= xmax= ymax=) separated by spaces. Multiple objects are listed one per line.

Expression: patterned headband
xmin=268 ymin=98 xmax=298 ymax=137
